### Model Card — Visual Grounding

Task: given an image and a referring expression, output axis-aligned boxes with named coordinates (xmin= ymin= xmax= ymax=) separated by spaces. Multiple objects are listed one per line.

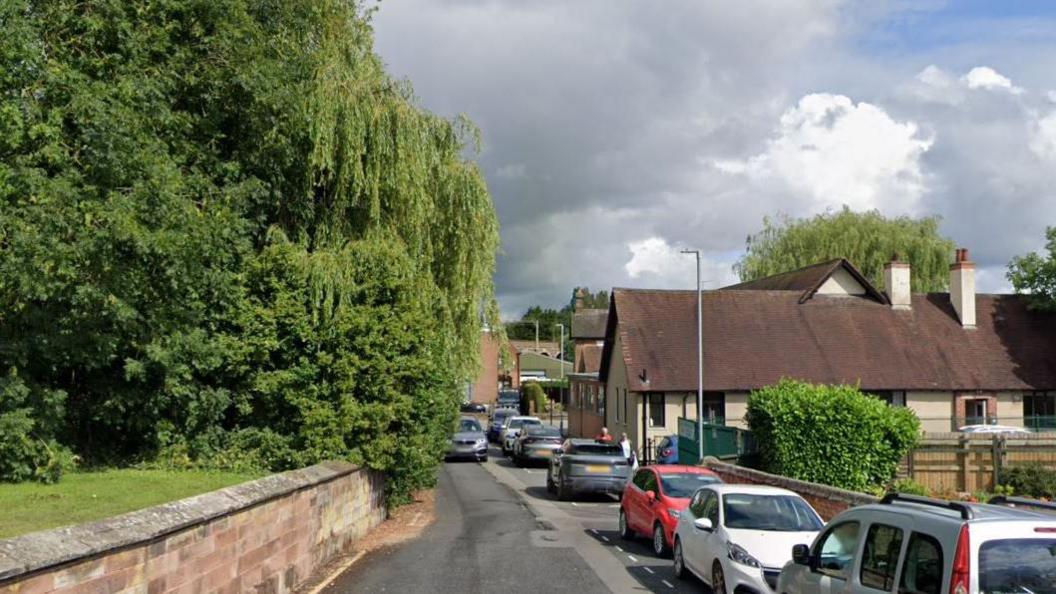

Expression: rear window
xmin=526 ymin=426 xmax=561 ymax=437
xmin=979 ymin=538 xmax=1056 ymax=594
xmin=658 ymin=473 xmax=720 ymax=498
xmin=571 ymin=443 xmax=623 ymax=456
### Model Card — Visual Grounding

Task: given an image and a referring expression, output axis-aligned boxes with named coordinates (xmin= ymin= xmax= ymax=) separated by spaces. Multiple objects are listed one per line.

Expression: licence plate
xmin=535 ymin=449 xmax=552 ymax=457
xmin=586 ymin=464 xmax=609 ymax=474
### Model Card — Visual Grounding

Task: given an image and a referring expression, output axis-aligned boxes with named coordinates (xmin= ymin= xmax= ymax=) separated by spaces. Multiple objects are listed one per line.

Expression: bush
xmin=0 ymin=372 xmax=75 ymax=483
xmin=521 ymin=383 xmax=546 ymax=414
xmin=1000 ymin=463 xmax=1056 ymax=499
xmin=889 ymin=478 xmax=930 ymax=496
xmin=746 ymin=379 xmax=921 ymax=492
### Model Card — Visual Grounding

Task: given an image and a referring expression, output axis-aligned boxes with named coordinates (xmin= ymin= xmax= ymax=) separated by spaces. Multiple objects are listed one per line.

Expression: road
xmin=329 ymin=443 xmax=705 ymax=594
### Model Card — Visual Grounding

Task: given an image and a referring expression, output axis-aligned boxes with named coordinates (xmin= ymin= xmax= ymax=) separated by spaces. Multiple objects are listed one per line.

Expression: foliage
xmin=888 ymin=478 xmax=929 ymax=496
xmin=1000 ymin=463 xmax=1056 ymax=499
xmin=746 ymin=379 xmax=921 ymax=492
xmin=521 ymin=382 xmax=547 ymax=414
xmin=735 ymin=208 xmax=956 ymax=292
xmin=573 ymin=287 xmax=610 ymax=310
xmin=0 ymin=371 xmax=74 ymax=483
xmin=1007 ymin=227 xmax=1056 ymax=311
xmin=0 ymin=0 xmax=498 ymax=504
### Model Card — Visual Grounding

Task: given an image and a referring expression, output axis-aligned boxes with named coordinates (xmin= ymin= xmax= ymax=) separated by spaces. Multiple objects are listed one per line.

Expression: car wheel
xmin=673 ymin=538 xmax=688 ymax=581
xmin=558 ymin=478 xmax=572 ymax=501
xmin=546 ymin=472 xmax=556 ymax=494
xmin=652 ymin=523 xmax=669 ymax=557
xmin=712 ymin=561 xmax=728 ymax=594
xmin=619 ymin=509 xmax=634 ymax=540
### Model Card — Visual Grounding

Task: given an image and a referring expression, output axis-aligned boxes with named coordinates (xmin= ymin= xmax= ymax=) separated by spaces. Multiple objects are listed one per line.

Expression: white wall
xmin=816 ymin=267 xmax=866 ymax=295
xmin=725 ymin=392 xmax=750 ymax=428
xmin=906 ymin=391 xmax=953 ymax=433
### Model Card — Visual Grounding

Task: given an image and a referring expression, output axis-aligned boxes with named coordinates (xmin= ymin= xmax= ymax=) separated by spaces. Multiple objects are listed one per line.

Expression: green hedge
xmin=746 ymin=379 xmax=921 ymax=492
xmin=1000 ymin=463 xmax=1056 ymax=499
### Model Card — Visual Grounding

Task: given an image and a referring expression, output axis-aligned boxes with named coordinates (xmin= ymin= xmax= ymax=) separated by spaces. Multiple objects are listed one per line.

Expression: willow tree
xmin=0 ymin=0 xmax=498 ymax=498
xmin=735 ymin=208 xmax=955 ymax=292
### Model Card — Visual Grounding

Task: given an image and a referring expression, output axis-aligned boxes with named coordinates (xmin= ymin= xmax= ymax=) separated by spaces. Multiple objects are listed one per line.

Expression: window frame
xmin=632 ymin=469 xmax=652 ymax=490
xmin=811 ymin=520 xmax=862 ymax=580
xmin=859 ymin=522 xmax=904 ymax=592
xmin=897 ymin=531 xmax=943 ymax=594
xmin=648 ymin=393 xmax=666 ymax=427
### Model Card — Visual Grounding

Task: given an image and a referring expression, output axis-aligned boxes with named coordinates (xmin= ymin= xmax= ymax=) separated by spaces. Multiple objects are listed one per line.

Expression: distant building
xmin=568 ymin=288 xmax=609 ymax=437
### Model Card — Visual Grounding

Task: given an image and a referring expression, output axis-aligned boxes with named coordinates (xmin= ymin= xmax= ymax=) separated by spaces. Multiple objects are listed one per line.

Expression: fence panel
xmin=904 ymin=433 xmax=1056 ymax=493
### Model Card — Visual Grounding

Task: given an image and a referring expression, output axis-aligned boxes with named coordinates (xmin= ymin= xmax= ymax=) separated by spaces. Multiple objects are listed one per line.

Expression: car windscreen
xmin=979 ymin=538 xmax=1056 ymax=594
xmin=570 ymin=443 xmax=623 ymax=456
xmin=722 ymin=494 xmax=823 ymax=532
xmin=458 ymin=419 xmax=482 ymax=432
xmin=659 ymin=473 xmax=721 ymax=498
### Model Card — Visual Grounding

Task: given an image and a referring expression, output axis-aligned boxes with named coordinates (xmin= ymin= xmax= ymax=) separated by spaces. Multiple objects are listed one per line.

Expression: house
xmin=568 ymin=289 xmax=608 ymax=437
xmin=468 ymin=329 xmax=518 ymax=405
xmin=599 ymin=249 xmax=1056 ymax=456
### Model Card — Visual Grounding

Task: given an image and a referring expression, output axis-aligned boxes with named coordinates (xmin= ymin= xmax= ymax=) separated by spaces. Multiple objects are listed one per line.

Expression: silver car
xmin=446 ymin=417 xmax=488 ymax=462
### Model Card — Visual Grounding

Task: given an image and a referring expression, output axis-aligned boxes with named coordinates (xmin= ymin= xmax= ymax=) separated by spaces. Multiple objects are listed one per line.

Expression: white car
xmin=672 ymin=484 xmax=823 ymax=593
xmin=500 ymin=416 xmax=541 ymax=455
xmin=958 ymin=424 xmax=1031 ymax=435
xmin=778 ymin=493 xmax=1056 ymax=594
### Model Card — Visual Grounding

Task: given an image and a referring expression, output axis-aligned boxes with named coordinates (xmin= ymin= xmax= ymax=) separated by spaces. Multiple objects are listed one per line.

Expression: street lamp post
xmin=555 ymin=323 xmax=565 ymax=431
xmin=680 ymin=249 xmax=704 ymax=464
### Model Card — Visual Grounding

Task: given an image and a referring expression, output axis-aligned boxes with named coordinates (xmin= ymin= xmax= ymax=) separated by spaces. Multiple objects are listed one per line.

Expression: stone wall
xmin=703 ymin=457 xmax=877 ymax=520
xmin=0 ymin=462 xmax=385 ymax=594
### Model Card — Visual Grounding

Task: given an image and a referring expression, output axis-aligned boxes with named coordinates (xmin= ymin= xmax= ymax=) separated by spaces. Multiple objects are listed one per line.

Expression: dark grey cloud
xmin=370 ymin=1 xmax=1056 ymax=315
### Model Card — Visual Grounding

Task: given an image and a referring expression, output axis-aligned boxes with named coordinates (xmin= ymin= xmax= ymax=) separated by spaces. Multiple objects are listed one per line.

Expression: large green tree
xmin=735 ymin=208 xmax=955 ymax=292
xmin=1008 ymin=226 xmax=1056 ymax=311
xmin=0 ymin=0 xmax=498 ymax=500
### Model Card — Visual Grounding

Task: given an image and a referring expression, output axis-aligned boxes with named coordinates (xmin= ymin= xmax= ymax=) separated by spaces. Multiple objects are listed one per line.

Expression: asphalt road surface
xmin=329 ymin=443 xmax=706 ymax=594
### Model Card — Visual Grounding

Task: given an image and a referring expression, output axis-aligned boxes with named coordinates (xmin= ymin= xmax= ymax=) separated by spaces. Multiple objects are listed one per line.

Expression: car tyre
xmin=546 ymin=471 xmax=556 ymax=494
xmin=619 ymin=509 xmax=634 ymax=540
xmin=652 ymin=523 xmax=669 ymax=557
xmin=712 ymin=561 xmax=728 ymax=594
xmin=558 ymin=478 xmax=572 ymax=501
xmin=673 ymin=538 xmax=688 ymax=581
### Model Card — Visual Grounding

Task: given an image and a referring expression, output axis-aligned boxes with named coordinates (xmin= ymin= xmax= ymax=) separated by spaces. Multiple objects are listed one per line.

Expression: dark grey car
xmin=546 ymin=438 xmax=629 ymax=500
xmin=446 ymin=417 xmax=488 ymax=462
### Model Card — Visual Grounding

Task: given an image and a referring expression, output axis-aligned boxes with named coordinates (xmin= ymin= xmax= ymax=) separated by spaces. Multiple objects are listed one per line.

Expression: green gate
xmin=677 ymin=417 xmax=754 ymax=465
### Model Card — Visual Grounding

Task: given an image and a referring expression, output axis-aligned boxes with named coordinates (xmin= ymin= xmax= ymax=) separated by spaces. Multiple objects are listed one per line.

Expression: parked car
xmin=620 ymin=465 xmax=722 ymax=556
xmin=777 ymin=493 xmax=1056 ymax=594
xmin=445 ymin=416 xmax=488 ymax=462
xmin=460 ymin=402 xmax=487 ymax=414
xmin=487 ymin=408 xmax=518 ymax=443
xmin=513 ymin=425 xmax=563 ymax=467
xmin=958 ymin=424 xmax=1032 ymax=435
xmin=497 ymin=388 xmax=521 ymax=410
xmin=655 ymin=435 xmax=679 ymax=465
xmin=547 ymin=438 xmax=630 ymax=501
xmin=501 ymin=416 xmax=542 ymax=455
xmin=673 ymin=484 xmax=823 ymax=593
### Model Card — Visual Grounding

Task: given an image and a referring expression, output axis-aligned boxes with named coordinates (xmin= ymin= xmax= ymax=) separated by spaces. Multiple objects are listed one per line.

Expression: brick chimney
xmin=574 ymin=287 xmax=587 ymax=311
xmin=950 ymin=248 xmax=976 ymax=328
xmin=883 ymin=255 xmax=911 ymax=310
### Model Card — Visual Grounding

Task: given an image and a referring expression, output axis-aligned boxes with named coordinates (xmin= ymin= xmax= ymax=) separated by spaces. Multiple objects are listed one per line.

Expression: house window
xmin=1024 ymin=392 xmax=1056 ymax=431
xmin=702 ymin=392 xmax=725 ymax=423
xmin=614 ymin=388 xmax=621 ymax=422
xmin=869 ymin=390 xmax=906 ymax=407
xmin=648 ymin=393 xmax=665 ymax=427
xmin=597 ymin=385 xmax=605 ymax=415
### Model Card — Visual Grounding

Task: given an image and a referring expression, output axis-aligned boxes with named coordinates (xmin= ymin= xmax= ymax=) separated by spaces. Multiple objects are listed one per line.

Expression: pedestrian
xmin=595 ymin=426 xmax=613 ymax=442
xmin=619 ymin=432 xmax=638 ymax=471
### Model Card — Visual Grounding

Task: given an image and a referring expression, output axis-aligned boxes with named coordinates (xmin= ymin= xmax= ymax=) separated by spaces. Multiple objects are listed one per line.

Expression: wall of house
xmin=470 ymin=330 xmax=499 ymax=404
xmin=996 ymin=391 xmax=1024 ymax=425
xmin=605 ymin=334 xmax=632 ymax=443
xmin=907 ymin=391 xmax=954 ymax=433
xmin=725 ymin=392 xmax=750 ymax=428
xmin=816 ymin=268 xmax=866 ymax=296
xmin=0 ymin=463 xmax=385 ymax=594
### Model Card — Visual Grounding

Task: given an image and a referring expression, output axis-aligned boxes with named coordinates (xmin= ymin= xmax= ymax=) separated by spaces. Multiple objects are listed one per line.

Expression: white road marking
xmin=571 ymin=502 xmax=579 ymax=507
xmin=643 ymin=567 xmax=655 ymax=575
xmin=601 ymin=536 xmax=610 ymax=542
xmin=662 ymin=580 xmax=674 ymax=589
xmin=615 ymin=546 xmax=623 ymax=552
xmin=590 ymin=529 xmax=598 ymax=534
xmin=627 ymin=555 xmax=638 ymax=563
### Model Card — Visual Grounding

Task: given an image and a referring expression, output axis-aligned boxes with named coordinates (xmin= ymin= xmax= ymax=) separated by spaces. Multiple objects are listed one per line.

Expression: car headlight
xmin=475 ymin=438 xmax=487 ymax=446
xmin=667 ymin=509 xmax=681 ymax=519
xmin=728 ymin=543 xmax=761 ymax=568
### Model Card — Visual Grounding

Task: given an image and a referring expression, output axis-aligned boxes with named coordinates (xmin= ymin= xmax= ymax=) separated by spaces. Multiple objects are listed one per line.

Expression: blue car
xmin=655 ymin=435 xmax=679 ymax=464
xmin=487 ymin=408 xmax=518 ymax=443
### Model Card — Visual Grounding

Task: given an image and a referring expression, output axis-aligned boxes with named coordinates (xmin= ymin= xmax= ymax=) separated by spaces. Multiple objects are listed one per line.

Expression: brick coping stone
xmin=702 ymin=457 xmax=879 ymax=507
xmin=0 ymin=460 xmax=360 ymax=582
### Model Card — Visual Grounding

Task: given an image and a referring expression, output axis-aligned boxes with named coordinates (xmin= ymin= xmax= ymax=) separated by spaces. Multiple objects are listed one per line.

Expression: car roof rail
xmin=987 ymin=495 xmax=1056 ymax=513
xmin=880 ymin=493 xmax=974 ymax=520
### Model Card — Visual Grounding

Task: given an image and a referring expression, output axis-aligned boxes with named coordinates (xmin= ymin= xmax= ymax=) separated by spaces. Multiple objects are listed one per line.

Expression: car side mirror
xmin=792 ymin=544 xmax=811 ymax=566
xmin=693 ymin=518 xmax=713 ymax=531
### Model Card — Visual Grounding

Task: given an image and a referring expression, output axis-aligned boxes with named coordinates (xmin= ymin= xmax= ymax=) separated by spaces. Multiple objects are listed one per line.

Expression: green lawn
xmin=0 ymin=469 xmax=262 ymax=539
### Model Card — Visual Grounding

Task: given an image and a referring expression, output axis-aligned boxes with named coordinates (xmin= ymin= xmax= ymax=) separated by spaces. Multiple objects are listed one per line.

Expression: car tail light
xmin=1036 ymin=527 xmax=1056 ymax=533
xmin=661 ymin=448 xmax=672 ymax=457
xmin=950 ymin=524 xmax=969 ymax=594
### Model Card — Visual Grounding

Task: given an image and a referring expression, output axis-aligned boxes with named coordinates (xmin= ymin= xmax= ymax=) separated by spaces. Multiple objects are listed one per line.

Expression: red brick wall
xmin=471 ymin=331 xmax=499 ymax=404
xmin=0 ymin=463 xmax=385 ymax=594
xmin=704 ymin=458 xmax=878 ymax=521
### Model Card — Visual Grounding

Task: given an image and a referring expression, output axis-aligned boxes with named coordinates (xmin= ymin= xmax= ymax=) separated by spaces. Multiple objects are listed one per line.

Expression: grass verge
xmin=0 ymin=468 xmax=262 ymax=539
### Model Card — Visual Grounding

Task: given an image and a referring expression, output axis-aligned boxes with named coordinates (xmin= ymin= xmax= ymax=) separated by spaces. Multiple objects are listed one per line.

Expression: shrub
xmin=522 ymin=383 xmax=546 ymax=414
xmin=1000 ymin=463 xmax=1056 ymax=499
xmin=889 ymin=478 xmax=930 ymax=496
xmin=0 ymin=371 xmax=75 ymax=483
xmin=746 ymin=379 xmax=921 ymax=492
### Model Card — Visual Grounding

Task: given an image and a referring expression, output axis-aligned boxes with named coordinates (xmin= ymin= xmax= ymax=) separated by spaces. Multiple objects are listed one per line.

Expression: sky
xmin=369 ymin=0 xmax=1056 ymax=317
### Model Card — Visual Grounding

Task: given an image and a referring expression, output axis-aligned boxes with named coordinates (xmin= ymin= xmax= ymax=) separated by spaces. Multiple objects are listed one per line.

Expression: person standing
xmin=595 ymin=426 xmax=613 ymax=442
xmin=619 ymin=432 xmax=638 ymax=478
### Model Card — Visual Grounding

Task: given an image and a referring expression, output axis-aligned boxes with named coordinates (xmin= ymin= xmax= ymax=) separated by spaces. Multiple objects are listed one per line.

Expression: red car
xmin=619 ymin=465 xmax=722 ymax=557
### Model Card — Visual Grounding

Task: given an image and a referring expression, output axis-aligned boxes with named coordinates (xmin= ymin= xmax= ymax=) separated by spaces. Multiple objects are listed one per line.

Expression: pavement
xmin=327 ymin=443 xmax=705 ymax=594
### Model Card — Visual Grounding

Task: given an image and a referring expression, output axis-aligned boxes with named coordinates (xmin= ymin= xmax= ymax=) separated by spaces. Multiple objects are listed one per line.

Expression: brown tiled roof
xmin=600 ymin=288 xmax=1056 ymax=392
xmin=510 ymin=340 xmax=560 ymax=356
xmin=577 ymin=345 xmax=603 ymax=373
xmin=572 ymin=309 xmax=608 ymax=339
xmin=722 ymin=259 xmax=889 ymax=305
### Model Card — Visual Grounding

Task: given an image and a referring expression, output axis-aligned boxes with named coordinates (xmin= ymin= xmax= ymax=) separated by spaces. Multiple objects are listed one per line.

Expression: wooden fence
xmin=902 ymin=433 xmax=1056 ymax=494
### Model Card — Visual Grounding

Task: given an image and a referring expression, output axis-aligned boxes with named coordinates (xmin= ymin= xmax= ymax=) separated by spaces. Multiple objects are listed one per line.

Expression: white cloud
xmin=1030 ymin=112 xmax=1056 ymax=161
xmin=715 ymin=93 xmax=932 ymax=214
xmin=962 ymin=66 xmax=1024 ymax=95
xmin=495 ymin=163 xmax=528 ymax=179
xmin=625 ymin=237 xmax=686 ymax=279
